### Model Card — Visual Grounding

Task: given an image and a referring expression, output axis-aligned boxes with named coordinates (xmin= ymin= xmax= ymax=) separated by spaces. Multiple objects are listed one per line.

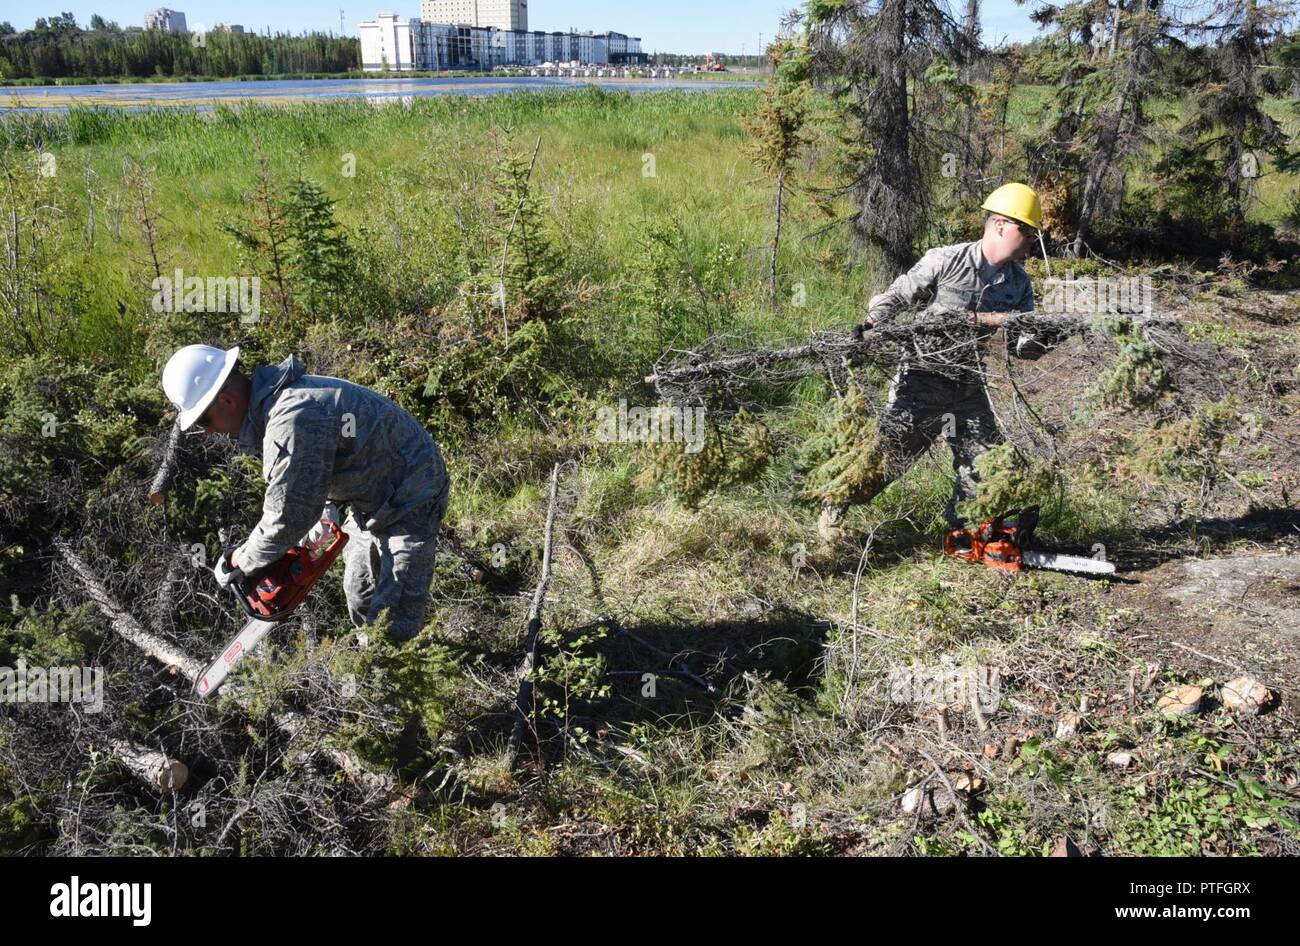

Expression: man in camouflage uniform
xmin=818 ymin=183 xmax=1047 ymax=543
xmin=163 ymin=346 xmax=450 ymax=643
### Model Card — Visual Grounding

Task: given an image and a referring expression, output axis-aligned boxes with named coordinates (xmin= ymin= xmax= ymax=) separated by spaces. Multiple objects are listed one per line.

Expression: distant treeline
xmin=0 ymin=14 xmax=359 ymax=80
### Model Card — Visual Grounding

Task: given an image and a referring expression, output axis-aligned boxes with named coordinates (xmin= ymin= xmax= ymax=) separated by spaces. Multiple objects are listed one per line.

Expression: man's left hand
xmin=213 ymin=549 xmax=243 ymax=589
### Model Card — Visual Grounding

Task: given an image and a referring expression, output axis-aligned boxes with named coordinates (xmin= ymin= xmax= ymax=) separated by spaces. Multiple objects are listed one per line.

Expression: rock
xmin=901 ymin=783 xmax=957 ymax=818
xmin=1162 ymin=555 xmax=1300 ymax=645
xmin=1158 ymin=685 xmax=1203 ymax=718
xmin=1055 ymin=711 xmax=1083 ymax=740
xmin=1221 ymin=675 xmax=1274 ymax=716
xmin=1106 ymin=751 xmax=1135 ymax=769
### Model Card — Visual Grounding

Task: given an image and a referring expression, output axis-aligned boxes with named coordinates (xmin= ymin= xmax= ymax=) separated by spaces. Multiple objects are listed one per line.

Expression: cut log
xmin=148 ymin=422 xmax=184 ymax=506
xmin=110 ymin=739 xmax=189 ymax=792
xmin=56 ymin=539 xmax=398 ymax=801
xmin=505 ymin=463 xmax=562 ymax=771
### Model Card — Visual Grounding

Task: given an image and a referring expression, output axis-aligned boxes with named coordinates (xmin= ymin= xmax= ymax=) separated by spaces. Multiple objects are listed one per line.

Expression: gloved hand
xmin=851 ymin=318 xmax=876 ymax=342
xmin=213 ymin=548 xmax=243 ymax=590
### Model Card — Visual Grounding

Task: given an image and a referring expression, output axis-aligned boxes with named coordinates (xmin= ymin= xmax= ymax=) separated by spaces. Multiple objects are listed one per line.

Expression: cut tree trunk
xmin=110 ymin=739 xmax=189 ymax=792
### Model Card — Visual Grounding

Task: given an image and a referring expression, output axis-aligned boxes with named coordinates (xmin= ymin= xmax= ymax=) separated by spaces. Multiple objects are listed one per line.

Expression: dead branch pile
xmin=646 ymin=307 xmax=1192 ymax=404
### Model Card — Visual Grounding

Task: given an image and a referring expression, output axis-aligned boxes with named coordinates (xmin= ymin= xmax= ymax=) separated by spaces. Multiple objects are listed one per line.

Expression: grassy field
xmin=2 ymin=88 xmax=1300 ymax=855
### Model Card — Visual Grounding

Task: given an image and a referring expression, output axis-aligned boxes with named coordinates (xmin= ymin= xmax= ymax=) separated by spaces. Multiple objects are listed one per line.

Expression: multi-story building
xmin=420 ymin=0 xmax=528 ymax=31
xmin=360 ymin=8 xmax=644 ymax=71
xmin=144 ymin=8 xmax=188 ymax=32
xmin=213 ymin=23 xmax=246 ymax=34
xmin=359 ymin=13 xmax=421 ymax=71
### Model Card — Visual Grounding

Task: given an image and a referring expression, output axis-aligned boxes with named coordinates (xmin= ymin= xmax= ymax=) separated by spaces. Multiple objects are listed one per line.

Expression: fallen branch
xmin=505 ymin=462 xmax=561 ymax=771
xmin=645 ymin=310 xmax=1184 ymax=398
xmin=56 ymin=539 xmax=398 ymax=800
xmin=147 ymin=423 xmax=184 ymax=506
xmin=57 ymin=538 xmax=204 ymax=679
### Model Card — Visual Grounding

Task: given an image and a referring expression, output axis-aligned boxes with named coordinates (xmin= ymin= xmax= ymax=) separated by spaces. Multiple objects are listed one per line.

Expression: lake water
xmin=1 ymin=75 xmax=757 ymax=112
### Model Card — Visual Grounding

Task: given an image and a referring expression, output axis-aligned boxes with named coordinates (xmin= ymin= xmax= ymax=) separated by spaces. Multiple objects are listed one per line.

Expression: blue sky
xmin=9 ymin=2 xmax=1047 ymax=53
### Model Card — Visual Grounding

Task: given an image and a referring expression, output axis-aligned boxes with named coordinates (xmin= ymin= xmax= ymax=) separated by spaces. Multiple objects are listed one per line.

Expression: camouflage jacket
xmin=234 ymin=355 xmax=448 ymax=574
xmin=868 ymin=240 xmax=1035 ymax=324
xmin=867 ymin=240 xmax=1047 ymax=374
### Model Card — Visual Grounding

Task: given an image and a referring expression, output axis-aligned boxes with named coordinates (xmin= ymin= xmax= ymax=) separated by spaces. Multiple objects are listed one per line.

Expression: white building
xmin=360 ymin=9 xmax=643 ymax=71
xmin=421 ymin=0 xmax=528 ymax=31
xmin=359 ymin=13 xmax=421 ymax=71
xmin=144 ymin=8 xmax=188 ymax=32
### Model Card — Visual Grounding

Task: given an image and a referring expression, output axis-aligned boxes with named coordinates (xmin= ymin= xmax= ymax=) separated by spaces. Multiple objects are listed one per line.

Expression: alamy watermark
xmin=596 ymin=399 xmax=706 ymax=454
xmin=50 ymin=876 xmax=151 ymax=926
xmin=1 ymin=659 xmax=103 ymax=713
xmin=1041 ymin=270 xmax=1153 ymax=316
xmin=887 ymin=663 xmax=1000 ymax=712
xmin=151 ymin=268 xmax=261 ymax=324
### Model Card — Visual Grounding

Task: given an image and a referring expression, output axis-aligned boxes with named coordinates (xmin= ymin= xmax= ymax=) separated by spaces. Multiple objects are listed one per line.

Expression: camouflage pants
xmin=868 ymin=367 xmax=1001 ymax=526
xmin=341 ymin=482 xmax=450 ymax=643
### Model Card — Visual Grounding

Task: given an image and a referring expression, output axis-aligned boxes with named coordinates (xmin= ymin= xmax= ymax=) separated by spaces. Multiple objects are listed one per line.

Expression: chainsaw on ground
xmin=194 ymin=507 xmax=349 ymax=699
xmin=944 ymin=506 xmax=1115 ymax=576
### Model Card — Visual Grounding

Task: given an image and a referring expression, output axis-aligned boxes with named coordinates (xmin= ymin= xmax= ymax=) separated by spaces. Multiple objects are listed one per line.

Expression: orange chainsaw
xmin=944 ymin=506 xmax=1115 ymax=576
xmin=194 ymin=513 xmax=349 ymax=699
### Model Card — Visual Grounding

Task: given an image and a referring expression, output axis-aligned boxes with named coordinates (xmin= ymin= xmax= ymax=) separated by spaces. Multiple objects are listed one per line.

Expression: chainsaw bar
xmin=194 ymin=617 xmax=278 ymax=699
xmin=1022 ymin=549 xmax=1116 ymax=576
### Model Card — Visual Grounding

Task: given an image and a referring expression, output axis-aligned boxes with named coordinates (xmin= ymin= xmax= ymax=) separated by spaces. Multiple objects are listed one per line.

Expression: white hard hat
xmin=162 ymin=345 xmax=240 ymax=430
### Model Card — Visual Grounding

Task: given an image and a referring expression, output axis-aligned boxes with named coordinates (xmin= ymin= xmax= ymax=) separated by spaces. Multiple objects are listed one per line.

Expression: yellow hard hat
xmin=981 ymin=182 xmax=1041 ymax=231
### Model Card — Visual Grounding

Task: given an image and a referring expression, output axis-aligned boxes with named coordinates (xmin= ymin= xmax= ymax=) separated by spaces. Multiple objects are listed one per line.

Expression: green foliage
xmin=629 ymin=222 xmax=747 ymax=352
xmin=2 ymin=76 xmax=1297 ymax=857
xmin=0 ymin=148 xmax=85 ymax=358
xmin=1094 ymin=317 xmax=1169 ymax=410
xmin=637 ymin=407 xmax=774 ymax=509
xmin=957 ymin=442 xmax=1058 ymax=524
xmin=1117 ymin=397 xmax=1238 ymax=484
xmin=796 ymin=380 xmax=889 ymax=506
xmin=331 ymin=634 xmax=463 ymax=774
xmin=735 ymin=678 xmax=810 ymax=771
xmin=0 ymin=20 xmax=358 ymax=80
xmin=1152 ymin=0 xmax=1290 ymax=250
xmin=533 ymin=624 xmax=612 ymax=740
xmin=283 ymin=178 xmax=355 ymax=323
xmin=0 ymin=355 xmax=157 ymax=532
xmin=743 ymin=41 xmax=811 ymax=179
xmin=1110 ymin=774 xmax=1297 ymax=856
xmin=735 ymin=812 xmax=834 ymax=855
xmin=489 ymin=146 xmax=564 ymax=323
xmin=221 ymin=152 xmax=296 ymax=323
xmin=0 ymin=789 xmax=44 ymax=854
